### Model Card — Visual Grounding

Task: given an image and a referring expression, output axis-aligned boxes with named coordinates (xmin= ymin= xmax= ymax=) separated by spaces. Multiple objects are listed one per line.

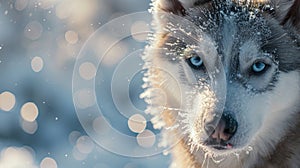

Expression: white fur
xmin=144 ymin=40 xmax=300 ymax=168
xmin=147 ymin=54 xmax=300 ymax=167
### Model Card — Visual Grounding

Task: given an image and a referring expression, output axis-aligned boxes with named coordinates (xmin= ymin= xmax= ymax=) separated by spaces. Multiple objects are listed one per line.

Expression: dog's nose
xmin=204 ymin=113 xmax=238 ymax=142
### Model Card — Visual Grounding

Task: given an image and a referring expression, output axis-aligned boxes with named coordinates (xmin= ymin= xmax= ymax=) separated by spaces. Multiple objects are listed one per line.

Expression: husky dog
xmin=142 ymin=0 xmax=300 ymax=167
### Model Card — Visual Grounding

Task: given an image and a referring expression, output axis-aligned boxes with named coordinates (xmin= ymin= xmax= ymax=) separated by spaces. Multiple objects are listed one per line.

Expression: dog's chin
xmin=204 ymin=142 xmax=234 ymax=151
xmin=201 ymin=144 xmax=240 ymax=154
xmin=198 ymin=144 xmax=249 ymax=159
xmin=199 ymin=137 xmax=252 ymax=156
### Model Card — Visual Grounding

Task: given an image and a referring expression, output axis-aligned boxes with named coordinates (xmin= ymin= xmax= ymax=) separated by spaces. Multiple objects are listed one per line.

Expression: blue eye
xmin=252 ymin=61 xmax=267 ymax=73
xmin=187 ymin=55 xmax=203 ymax=69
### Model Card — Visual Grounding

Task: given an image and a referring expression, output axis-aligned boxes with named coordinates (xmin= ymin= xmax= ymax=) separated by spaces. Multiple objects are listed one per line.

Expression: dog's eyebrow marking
xmin=239 ymin=41 xmax=260 ymax=63
xmin=160 ymin=32 xmax=202 ymax=61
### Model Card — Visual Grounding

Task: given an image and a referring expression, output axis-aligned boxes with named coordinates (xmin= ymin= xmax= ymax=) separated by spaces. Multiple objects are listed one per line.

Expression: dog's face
xmin=145 ymin=0 xmax=300 ymax=166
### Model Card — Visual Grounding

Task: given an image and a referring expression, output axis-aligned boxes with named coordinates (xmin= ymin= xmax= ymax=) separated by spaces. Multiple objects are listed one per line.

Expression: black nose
xmin=204 ymin=113 xmax=238 ymax=141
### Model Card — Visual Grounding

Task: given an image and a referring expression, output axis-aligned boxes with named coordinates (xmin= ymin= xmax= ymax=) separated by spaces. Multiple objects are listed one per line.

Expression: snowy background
xmin=0 ymin=0 xmax=170 ymax=167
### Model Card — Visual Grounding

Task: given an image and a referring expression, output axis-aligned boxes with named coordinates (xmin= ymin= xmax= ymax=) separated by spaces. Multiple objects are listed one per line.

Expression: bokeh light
xmin=24 ymin=21 xmax=43 ymax=40
xmin=69 ymin=131 xmax=81 ymax=145
xmin=79 ymin=62 xmax=96 ymax=80
xmin=92 ymin=116 xmax=110 ymax=134
xmin=0 ymin=91 xmax=16 ymax=112
xmin=72 ymin=147 xmax=87 ymax=161
xmin=136 ymin=130 xmax=156 ymax=148
xmin=40 ymin=157 xmax=58 ymax=168
xmin=65 ymin=30 xmax=79 ymax=44
xmin=31 ymin=56 xmax=44 ymax=72
xmin=75 ymin=135 xmax=95 ymax=154
xmin=55 ymin=0 xmax=98 ymax=23
xmin=73 ymin=89 xmax=95 ymax=109
xmin=21 ymin=120 xmax=38 ymax=134
xmin=0 ymin=147 xmax=37 ymax=168
xmin=14 ymin=0 xmax=29 ymax=11
xmin=20 ymin=102 xmax=39 ymax=122
xmin=99 ymin=38 xmax=128 ymax=66
xmin=128 ymin=114 xmax=147 ymax=133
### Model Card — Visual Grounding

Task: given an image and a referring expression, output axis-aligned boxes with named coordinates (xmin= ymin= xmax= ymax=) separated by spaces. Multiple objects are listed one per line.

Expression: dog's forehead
xmin=179 ymin=3 xmax=273 ymax=69
xmin=160 ymin=1 xmax=299 ymax=72
xmin=185 ymin=3 xmax=271 ymax=46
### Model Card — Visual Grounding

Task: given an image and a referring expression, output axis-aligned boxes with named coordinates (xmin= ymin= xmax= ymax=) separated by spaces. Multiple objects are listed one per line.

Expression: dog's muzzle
xmin=204 ymin=113 xmax=238 ymax=150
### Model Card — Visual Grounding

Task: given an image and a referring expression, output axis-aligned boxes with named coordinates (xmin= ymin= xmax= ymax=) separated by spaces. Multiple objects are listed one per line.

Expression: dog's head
xmin=144 ymin=0 xmax=300 ymax=167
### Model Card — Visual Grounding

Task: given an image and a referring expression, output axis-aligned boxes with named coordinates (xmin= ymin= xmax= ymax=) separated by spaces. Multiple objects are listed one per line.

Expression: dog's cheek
xmin=265 ymin=71 xmax=300 ymax=120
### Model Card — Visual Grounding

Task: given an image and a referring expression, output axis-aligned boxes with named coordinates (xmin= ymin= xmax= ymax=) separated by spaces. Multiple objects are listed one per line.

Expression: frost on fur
xmin=143 ymin=0 xmax=300 ymax=167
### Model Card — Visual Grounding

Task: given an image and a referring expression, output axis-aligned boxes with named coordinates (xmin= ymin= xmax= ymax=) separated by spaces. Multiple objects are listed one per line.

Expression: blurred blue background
xmin=0 ymin=0 xmax=170 ymax=167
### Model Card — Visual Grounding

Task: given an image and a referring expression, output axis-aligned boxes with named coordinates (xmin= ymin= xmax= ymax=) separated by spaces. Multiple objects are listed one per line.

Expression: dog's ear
xmin=153 ymin=0 xmax=210 ymax=15
xmin=280 ymin=0 xmax=300 ymax=31
xmin=271 ymin=0 xmax=300 ymax=32
xmin=152 ymin=0 xmax=211 ymax=32
xmin=154 ymin=0 xmax=186 ymax=15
